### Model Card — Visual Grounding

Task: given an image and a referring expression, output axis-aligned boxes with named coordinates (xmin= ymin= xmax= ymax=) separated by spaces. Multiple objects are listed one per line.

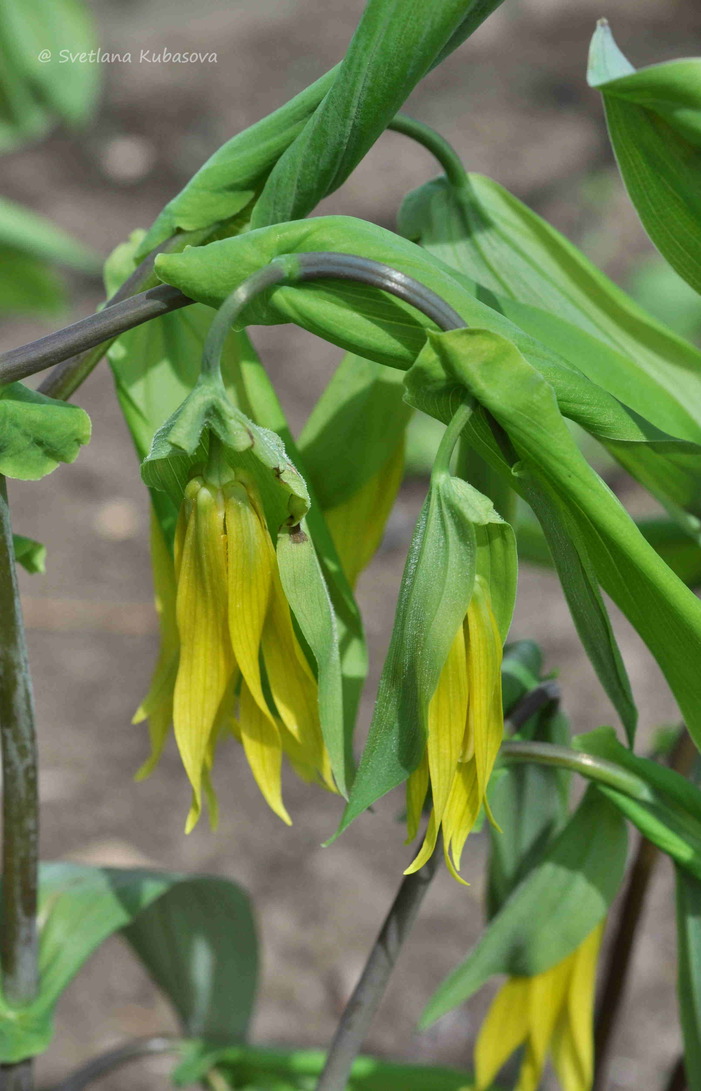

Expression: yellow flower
xmin=474 ymin=924 xmax=604 ymax=1091
xmin=404 ymin=574 xmax=503 ymax=882
xmin=136 ymin=457 xmax=336 ymax=831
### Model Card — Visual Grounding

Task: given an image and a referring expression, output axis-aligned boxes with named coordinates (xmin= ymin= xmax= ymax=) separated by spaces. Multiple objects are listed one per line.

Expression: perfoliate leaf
xmin=588 ymin=23 xmax=701 ymax=295
xmin=411 ymin=328 xmax=701 ymax=751
xmin=251 ymin=0 xmax=506 ymax=227
xmin=0 ymin=863 xmax=257 ymax=1063
xmin=421 ymin=789 xmax=627 ymax=1028
xmin=0 ymin=382 xmax=91 ymax=480
xmin=13 ymin=533 xmax=45 ymax=574
xmin=675 ymin=868 xmax=701 ymax=1089
xmin=155 ymin=216 xmax=695 ymax=455
xmin=399 ymin=171 xmax=701 ymax=447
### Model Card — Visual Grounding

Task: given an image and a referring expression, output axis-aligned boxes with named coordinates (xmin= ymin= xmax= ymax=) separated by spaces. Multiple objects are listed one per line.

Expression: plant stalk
xmin=0 ymin=478 xmax=40 ymax=1091
xmin=315 ymin=851 xmax=439 ymax=1091
xmin=593 ymin=730 xmax=696 ymax=1091
xmin=45 ymin=1037 xmax=182 ymax=1091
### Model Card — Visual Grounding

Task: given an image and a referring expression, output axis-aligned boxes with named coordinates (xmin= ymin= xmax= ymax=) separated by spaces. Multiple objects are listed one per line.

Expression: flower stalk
xmin=0 ymin=477 xmax=39 ymax=1091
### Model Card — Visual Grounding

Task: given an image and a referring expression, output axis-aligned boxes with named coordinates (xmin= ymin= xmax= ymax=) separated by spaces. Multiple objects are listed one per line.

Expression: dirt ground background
xmin=1 ymin=0 xmax=700 ymax=1087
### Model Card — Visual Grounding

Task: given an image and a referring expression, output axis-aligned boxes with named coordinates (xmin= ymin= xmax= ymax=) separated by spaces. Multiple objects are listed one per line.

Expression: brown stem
xmin=0 ymin=478 xmax=40 ymax=1090
xmin=593 ymin=731 xmax=696 ymax=1091
xmin=315 ymin=850 xmax=440 ymax=1091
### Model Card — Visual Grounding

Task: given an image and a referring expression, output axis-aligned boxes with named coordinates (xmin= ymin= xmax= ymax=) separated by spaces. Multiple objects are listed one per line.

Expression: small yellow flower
xmin=404 ymin=574 xmax=503 ymax=881
xmin=474 ymin=924 xmax=604 ymax=1091
xmin=136 ymin=455 xmax=335 ymax=831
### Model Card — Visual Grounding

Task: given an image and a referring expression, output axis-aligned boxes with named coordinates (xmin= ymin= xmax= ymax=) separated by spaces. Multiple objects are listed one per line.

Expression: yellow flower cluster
xmin=135 ymin=461 xmax=335 ymax=830
xmin=475 ymin=924 xmax=604 ymax=1091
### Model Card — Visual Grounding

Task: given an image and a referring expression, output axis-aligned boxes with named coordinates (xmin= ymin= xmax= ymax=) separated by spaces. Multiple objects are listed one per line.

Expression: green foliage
xmin=251 ymin=0 xmax=505 ymax=228
xmin=298 ymin=354 xmax=411 ymax=512
xmin=0 ymin=864 xmax=257 ymax=1062
xmin=421 ymin=789 xmax=627 ymax=1027
xmin=0 ymin=382 xmax=90 ymax=480
xmin=488 ymin=678 xmax=570 ymax=917
xmin=575 ymin=728 xmax=701 ymax=879
xmin=0 ymin=0 xmax=98 ymax=150
xmin=336 ymin=462 xmax=516 ymax=836
xmin=174 ymin=1044 xmax=477 ymax=1090
xmin=675 ymin=869 xmax=701 ymax=1088
xmin=408 ymin=328 xmax=701 ymax=748
xmin=12 ymin=533 xmax=45 ymax=574
xmin=588 ymin=22 xmax=701 ymax=295
xmin=276 ymin=522 xmax=348 ymax=794
xmin=122 ymin=876 xmax=257 ymax=1043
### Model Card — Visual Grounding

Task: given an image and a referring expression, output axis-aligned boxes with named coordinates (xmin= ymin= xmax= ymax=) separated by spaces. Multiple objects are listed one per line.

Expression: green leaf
xmin=298 ymin=354 xmax=411 ymax=511
xmin=575 ymin=727 xmax=701 ymax=879
xmin=675 ymin=868 xmax=701 ymax=1089
xmin=0 ymin=0 xmax=99 ymax=151
xmin=155 ymin=216 xmax=695 ymax=456
xmin=276 ymin=520 xmax=349 ymax=796
xmin=488 ymin=683 xmax=570 ymax=917
xmin=588 ymin=23 xmax=701 ymax=294
xmin=0 ymin=196 xmax=99 ymax=273
xmin=398 ymin=171 xmax=701 ymax=447
xmin=174 ymin=1044 xmax=478 ymax=1091
xmin=136 ymin=68 xmax=336 ymax=257
xmin=0 ymin=247 xmax=64 ymax=316
xmin=122 ymin=876 xmax=257 ymax=1043
xmin=421 ymin=788 xmax=627 ymax=1028
xmin=336 ymin=468 xmax=516 ymax=836
xmin=0 ymin=863 xmax=257 ymax=1062
xmin=12 ymin=533 xmax=45 ymax=574
xmin=0 ymin=382 xmax=90 ymax=480
xmin=251 ymin=0 xmax=506 ymax=227
xmin=518 ymin=510 xmax=701 ymax=588
xmin=522 ymin=478 xmax=637 ymax=742
xmin=412 ymin=328 xmax=701 ymax=752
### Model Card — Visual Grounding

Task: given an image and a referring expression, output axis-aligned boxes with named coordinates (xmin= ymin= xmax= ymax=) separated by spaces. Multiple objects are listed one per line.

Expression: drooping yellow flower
xmin=474 ymin=924 xmax=604 ymax=1091
xmin=136 ymin=455 xmax=336 ymax=831
xmin=404 ymin=574 xmax=504 ymax=881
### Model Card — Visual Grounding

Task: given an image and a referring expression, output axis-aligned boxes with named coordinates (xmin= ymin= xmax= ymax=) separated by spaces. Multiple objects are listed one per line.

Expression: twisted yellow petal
xmin=405 ymin=625 xmax=468 ymax=874
xmin=551 ymin=924 xmax=604 ymax=1091
xmin=225 ymin=480 xmax=274 ymax=721
xmin=465 ymin=576 xmax=504 ymax=805
xmin=173 ymin=479 xmax=234 ymax=822
xmin=475 ymin=977 xmax=531 ymax=1091
xmin=475 ymin=925 xmax=603 ymax=1091
xmin=239 ymin=681 xmax=291 ymax=825
xmin=405 ymin=751 xmax=429 ymax=844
